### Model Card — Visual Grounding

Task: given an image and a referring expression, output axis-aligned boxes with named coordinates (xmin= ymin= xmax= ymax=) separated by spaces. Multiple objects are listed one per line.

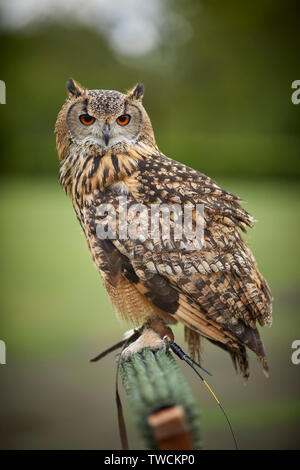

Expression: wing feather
xmin=80 ymin=153 xmax=272 ymax=378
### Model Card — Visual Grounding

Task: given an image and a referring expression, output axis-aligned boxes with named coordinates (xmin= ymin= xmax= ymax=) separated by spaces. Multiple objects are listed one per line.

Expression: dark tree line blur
xmin=0 ymin=0 xmax=299 ymax=180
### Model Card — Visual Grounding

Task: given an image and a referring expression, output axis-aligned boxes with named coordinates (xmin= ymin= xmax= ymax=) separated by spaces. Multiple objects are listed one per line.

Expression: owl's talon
xmin=120 ymin=328 xmax=167 ymax=361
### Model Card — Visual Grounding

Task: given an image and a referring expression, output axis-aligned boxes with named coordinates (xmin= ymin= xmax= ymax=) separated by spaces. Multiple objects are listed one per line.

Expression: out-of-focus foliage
xmin=0 ymin=0 xmax=299 ymax=178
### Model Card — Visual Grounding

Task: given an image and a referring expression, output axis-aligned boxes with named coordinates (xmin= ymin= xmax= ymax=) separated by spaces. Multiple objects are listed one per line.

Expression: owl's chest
xmin=74 ymin=186 xmax=136 ymax=238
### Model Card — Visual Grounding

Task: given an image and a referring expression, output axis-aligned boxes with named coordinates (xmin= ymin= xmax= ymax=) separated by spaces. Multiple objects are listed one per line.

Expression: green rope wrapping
xmin=119 ymin=347 xmax=202 ymax=449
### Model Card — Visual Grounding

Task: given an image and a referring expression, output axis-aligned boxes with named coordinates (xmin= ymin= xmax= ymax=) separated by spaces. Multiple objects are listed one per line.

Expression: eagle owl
xmin=55 ymin=79 xmax=272 ymax=379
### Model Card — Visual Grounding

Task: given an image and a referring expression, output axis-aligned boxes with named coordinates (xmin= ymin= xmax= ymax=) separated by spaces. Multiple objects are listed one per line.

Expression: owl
xmin=55 ymin=79 xmax=272 ymax=379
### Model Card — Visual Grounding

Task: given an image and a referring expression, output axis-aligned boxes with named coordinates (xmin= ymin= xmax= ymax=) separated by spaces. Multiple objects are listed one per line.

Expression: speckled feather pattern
xmin=55 ymin=81 xmax=272 ymax=379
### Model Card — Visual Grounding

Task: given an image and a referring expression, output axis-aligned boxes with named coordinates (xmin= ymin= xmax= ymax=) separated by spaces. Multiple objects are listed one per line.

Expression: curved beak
xmin=103 ymin=123 xmax=110 ymax=146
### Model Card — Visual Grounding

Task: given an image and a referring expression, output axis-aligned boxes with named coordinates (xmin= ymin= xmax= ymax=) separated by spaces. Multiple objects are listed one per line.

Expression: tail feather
xmin=186 ymin=331 xmax=269 ymax=380
xmin=207 ymin=338 xmax=250 ymax=380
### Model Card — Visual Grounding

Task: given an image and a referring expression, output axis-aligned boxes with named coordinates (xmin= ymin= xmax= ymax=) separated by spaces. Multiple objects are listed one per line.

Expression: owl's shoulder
xmin=134 ymin=151 xmax=254 ymax=229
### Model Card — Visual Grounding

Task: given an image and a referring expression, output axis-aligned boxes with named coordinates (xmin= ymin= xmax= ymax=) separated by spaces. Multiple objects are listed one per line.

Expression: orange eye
xmin=116 ymin=114 xmax=131 ymax=126
xmin=79 ymin=114 xmax=96 ymax=126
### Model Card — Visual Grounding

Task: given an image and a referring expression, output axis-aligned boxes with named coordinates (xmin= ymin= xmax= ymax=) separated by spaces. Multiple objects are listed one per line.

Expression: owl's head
xmin=55 ymin=79 xmax=155 ymax=160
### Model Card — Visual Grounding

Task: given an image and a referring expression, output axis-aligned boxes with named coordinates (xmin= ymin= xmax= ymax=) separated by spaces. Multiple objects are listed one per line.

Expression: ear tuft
xmin=127 ymin=83 xmax=144 ymax=101
xmin=66 ymin=78 xmax=84 ymax=97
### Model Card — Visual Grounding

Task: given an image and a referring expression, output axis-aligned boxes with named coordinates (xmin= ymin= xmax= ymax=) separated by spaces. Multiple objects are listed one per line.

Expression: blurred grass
xmin=0 ymin=178 xmax=118 ymax=355
xmin=204 ymin=399 xmax=300 ymax=430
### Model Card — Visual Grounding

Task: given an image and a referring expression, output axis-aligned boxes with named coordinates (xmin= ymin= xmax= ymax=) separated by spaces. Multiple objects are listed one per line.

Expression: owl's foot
xmin=120 ymin=318 xmax=174 ymax=361
xmin=121 ymin=328 xmax=166 ymax=361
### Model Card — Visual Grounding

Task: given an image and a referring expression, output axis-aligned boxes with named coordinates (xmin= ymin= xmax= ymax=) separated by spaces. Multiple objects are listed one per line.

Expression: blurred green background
xmin=0 ymin=0 xmax=299 ymax=450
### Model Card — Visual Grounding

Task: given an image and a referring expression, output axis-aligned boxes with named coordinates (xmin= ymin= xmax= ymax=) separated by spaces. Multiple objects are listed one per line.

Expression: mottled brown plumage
xmin=55 ymin=79 xmax=272 ymax=379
